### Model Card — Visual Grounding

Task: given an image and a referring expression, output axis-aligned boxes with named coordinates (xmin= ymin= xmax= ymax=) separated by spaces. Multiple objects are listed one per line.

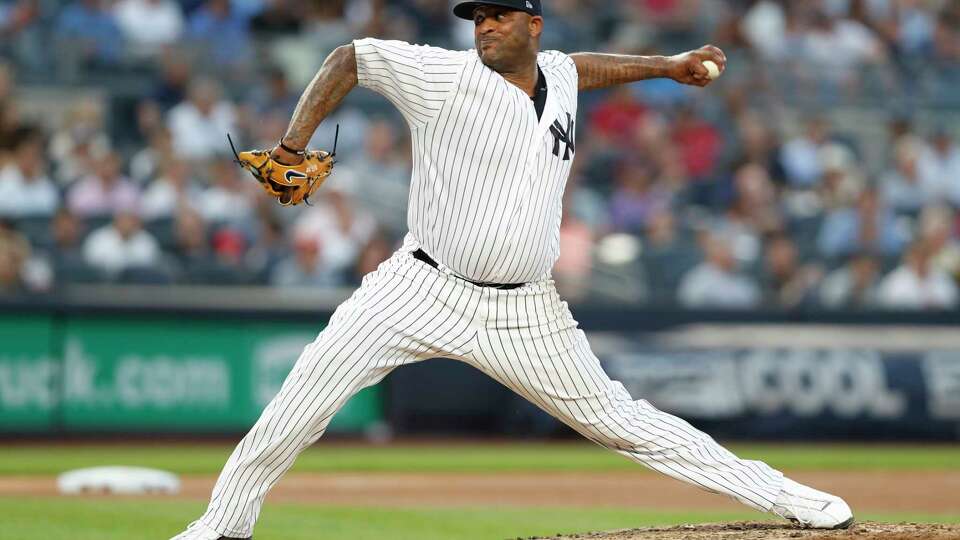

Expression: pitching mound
xmin=530 ymin=522 xmax=960 ymax=539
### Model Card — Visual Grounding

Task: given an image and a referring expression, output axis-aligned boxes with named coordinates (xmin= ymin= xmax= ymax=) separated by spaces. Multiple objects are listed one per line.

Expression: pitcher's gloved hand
xmin=229 ymin=135 xmax=335 ymax=206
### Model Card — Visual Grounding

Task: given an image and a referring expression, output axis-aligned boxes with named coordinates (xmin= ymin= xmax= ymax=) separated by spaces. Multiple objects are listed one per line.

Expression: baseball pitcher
xmin=173 ymin=2 xmax=854 ymax=538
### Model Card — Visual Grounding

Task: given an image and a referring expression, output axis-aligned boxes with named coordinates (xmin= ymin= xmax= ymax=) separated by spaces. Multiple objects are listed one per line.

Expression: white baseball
xmin=702 ymin=60 xmax=721 ymax=80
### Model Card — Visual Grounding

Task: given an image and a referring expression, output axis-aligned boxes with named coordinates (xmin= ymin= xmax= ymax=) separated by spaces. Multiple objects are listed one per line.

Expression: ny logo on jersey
xmin=550 ymin=113 xmax=576 ymax=161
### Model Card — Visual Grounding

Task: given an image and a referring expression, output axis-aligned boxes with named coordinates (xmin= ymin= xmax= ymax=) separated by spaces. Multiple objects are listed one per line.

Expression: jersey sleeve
xmin=353 ymin=38 xmax=465 ymax=127
xmin=539 ymin=50 xmax=579 ymax=96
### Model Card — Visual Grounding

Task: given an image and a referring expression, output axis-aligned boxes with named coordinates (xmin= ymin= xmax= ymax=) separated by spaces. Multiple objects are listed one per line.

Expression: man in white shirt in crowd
xmin=168 ymin=77 xmax=237 ymax=160
xmin=0 ymin=130 xmax=59 ymax=218
xmin=82 ymin=209 xmax=161 ymax=277
xmin=877 ymin=240 xmax=958 ymax=310
xmin=679 ymin=229 xmax=761 ymax=308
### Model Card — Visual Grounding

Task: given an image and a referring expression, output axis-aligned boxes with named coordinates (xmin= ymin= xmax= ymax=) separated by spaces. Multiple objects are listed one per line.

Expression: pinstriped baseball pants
xmin=199 ymin=247 xmax=784 ymax=538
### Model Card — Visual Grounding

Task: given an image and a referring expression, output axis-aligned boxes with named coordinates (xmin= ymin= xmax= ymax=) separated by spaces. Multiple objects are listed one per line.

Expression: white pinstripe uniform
xmin=193 ymin=38 xmax=785 ymax=538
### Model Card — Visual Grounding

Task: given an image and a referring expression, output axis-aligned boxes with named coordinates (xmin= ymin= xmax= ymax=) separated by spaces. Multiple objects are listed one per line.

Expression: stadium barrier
xmin=0 ymin=288 xmax=958 ymax=439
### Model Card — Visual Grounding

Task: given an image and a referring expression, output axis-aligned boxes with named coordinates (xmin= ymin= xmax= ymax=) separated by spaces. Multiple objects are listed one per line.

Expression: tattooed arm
xmin=571 ymin=45 xmax=727 ymax=92
xmin=272 ymin=44 xmax=358 ymax=164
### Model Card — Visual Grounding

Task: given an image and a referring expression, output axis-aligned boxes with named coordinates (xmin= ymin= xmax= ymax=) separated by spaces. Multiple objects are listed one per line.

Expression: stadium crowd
xmin=1 ymin=0 xmax=960 ymax=310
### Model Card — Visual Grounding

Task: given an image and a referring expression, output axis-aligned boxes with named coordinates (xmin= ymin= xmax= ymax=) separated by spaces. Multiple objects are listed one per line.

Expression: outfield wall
xmin=0 ymin=312 xmax=381 ymax=435
xmin=0 ymin=291 xmax=958 ymax=439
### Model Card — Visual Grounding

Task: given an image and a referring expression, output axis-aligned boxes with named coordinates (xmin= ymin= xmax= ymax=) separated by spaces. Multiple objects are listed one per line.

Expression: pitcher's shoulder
xmin=538 ymin=50 xmax=578 ymax=89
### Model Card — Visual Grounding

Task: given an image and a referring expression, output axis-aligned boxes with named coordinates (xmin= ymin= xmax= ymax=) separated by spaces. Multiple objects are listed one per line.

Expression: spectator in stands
xmin=48 ymin=96 xmax=112 ymax=186
xmin=627 ymin=0 xmax=699 ymax=50
xmin=918 ymin=204 xmax=960 ymax=283
xmin=733 ymin=111 xmax=783 ymax=183
xmin=46 ymin=209 xmax=87 ymax=282
xmin=197 ymin=155 xmax=254 ymax=224
xmin=739 ymin=0 xmax=792 ymax=61
xmin=641 ymin=208 xmax=699 ymax=303
xmin=344 ymin=119 xmax=411 ymax=233
xmin=780 ymin=117 xmax=832 ymax=188
xmin=0 ymin=129 xmax=58 ymax=218
xmin=918 ymin=128 xmax=960 ymax=206
xmin=186 ymin=0 xmax=252 ymax=68
xmin=0 ymin=0 xmax=45 ymax=72
xmin=801 ymin=8 xmax=887 ymax=85
xmin=588 ymin=85 xmax=648 ymax=148
xmin=608 ymin=159 xmax=671 ymax=235
xmin=245 ymin=216 xmax=286 ymax=284
xmin=0 ymin=223 xmax=29 ymax=294
xmin=934 ymin=2 xmax=960 ymax=62
xmin=129 ymin=126 xmax=172 ymax=185
xmin=0 ymin=220 xmax=52 ymax=293
xmin=715 ymin=162 xmax=782 ymax=265
xmin=148 ymin=50 xmax=193 ymax=112
xmin=246 ymin=66 xmax=299 ymax=117
xmin=270 ymin=232 xmax=343 ymax=288
xmin=678 ymin=230 xmax=761 ymax=309
xmin=817 ymin=142 xmax=864 ymax=211
xmin=170 ymin=208 xmax=214 ymax=280
xmin=248 ymin=0 xmax=301 ymax=40
xmin=877 ymin=240 xmax=958 ymax=310
xmin=292 ymin=189 xmax=377 ymax=281
xmin=891 ymin=0 xmax=937 ymax=59
xmin=167 ymin=77 xmax=238 ymax=160
xmin=82 ymin=210 xmax=161 ymax=277
xmin=140 ymin=158 xmax=201 ymax=220
xmin=0 ymin=61 xmax=18 ymax=155
xmin=672 ymin=103 xmax=721 ymax=183
xmin=818 ymin=251 xmax=882 ymax=309
xmin=352 ymin=228 xmax=392 ymax=284
xmin=306 ymin=1 xmax=356 ymax=54
xmin=55 ymin=0 xmax=124 ymax=68
xmin=113 ymin=0 xmax=184 ymax=60
xmin=539 ymin=0 xmax=593 ymax=51
xmin=209 ymin=226 xmax=249 ymax=282
xmin=817 ymin=186 xmax=908 ymax=258
xmin=760 ymin=233 xmax=823 ymax=308
xmin=389 ymin=0 xmax=454 ymax=47
xmin=881 ymin=135 xmax=939 ymax=214
xmin=554 ymin=205 xmax=594 ymax=301
xmin=67 ymin=150 xmax=140 ymax=218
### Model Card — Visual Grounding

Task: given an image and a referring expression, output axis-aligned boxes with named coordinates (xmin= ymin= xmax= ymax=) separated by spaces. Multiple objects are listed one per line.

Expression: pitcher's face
xmin=472 ymin=6 xmax=541 ymax=71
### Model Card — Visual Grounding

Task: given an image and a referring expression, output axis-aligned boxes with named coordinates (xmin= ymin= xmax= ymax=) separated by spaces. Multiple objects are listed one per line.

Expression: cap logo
xmin=526 ymin=0 xmax=533 ymax=8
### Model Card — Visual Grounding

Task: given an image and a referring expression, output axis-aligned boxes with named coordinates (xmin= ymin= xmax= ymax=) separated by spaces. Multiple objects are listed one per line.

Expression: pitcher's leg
xmin=200 ymin=324 xmax=399 ymax=537
xmin=471 ymin=288 xmax=782 ymax=513
xmin=192 ymin=256 xmax=481 ymax=538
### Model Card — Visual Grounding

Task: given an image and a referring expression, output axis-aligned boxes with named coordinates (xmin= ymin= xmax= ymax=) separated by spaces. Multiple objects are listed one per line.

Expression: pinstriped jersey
xmin=354 ymin=37 xmax=579 ymax=284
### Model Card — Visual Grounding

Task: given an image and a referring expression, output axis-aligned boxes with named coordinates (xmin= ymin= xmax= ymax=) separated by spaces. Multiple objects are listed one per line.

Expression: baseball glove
xmin=228 ymin=134 xmax=335 ymax=206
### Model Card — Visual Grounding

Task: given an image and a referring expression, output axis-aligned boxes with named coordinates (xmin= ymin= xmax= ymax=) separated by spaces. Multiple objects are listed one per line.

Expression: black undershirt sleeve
xmin=532 ymin=66 xmax=547 ymax=120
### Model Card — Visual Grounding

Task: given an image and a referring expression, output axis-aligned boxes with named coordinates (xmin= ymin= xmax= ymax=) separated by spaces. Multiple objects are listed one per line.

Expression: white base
xmin=57 ymin=466 xmax=180 ymax=495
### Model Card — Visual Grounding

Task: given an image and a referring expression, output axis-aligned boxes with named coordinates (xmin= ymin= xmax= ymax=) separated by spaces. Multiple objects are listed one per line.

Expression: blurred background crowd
xmin=1 ymin=0 xmax=959 ymax=310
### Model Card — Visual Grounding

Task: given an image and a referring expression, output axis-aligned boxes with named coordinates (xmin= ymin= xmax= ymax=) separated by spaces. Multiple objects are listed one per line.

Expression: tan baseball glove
xmin=228 ymin=134 xmax=335 ymax=206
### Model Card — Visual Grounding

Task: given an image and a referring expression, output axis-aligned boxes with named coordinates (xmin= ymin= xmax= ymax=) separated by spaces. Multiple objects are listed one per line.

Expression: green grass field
xmin=1 ymin=442 xmax=958 ymax=475
xmin=1 ymin=442 xmax=958 ymax=539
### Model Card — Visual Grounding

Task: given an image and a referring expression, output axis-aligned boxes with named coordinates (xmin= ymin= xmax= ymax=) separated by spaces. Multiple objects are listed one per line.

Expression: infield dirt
xmin=528 ymin=522 xmax=960 ymax=539
xmin=1 ymin=470 xmax=958 ymax=514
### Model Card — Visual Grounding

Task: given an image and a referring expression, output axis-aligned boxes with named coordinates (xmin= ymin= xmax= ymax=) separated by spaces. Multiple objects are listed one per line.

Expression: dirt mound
xmin=530 ymin=522 xmax=960 ymax=540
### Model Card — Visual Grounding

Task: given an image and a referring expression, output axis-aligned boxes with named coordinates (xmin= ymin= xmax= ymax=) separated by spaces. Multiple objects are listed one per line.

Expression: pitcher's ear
xmin=529 ymin=15 xmax=543 ymax=38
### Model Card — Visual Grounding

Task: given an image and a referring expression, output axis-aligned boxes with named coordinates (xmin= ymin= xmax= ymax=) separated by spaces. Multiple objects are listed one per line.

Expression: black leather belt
xmin=412 ymin=249 xmax=525 ymax=290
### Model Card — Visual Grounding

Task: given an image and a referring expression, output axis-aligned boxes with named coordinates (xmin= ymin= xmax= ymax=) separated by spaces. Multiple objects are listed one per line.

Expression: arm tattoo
xmin=282 ymin=44 xmax=358 ymax=149
xmin=570 ymin=53 xmax=670 ymax=91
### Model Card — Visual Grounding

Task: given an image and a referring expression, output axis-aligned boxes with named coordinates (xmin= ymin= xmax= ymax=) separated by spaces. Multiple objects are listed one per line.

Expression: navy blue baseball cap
xmin=453 ymin=0 xmax=542 ymax=20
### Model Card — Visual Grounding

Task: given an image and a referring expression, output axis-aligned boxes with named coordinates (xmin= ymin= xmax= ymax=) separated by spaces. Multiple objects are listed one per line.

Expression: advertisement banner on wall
xmin=0 ymin=315 xmax=57 ymax=432
xmin=593 ymin=325 xmax=960 ymax=440
xmin=0 ymin=316 xmax=382 ymax=434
